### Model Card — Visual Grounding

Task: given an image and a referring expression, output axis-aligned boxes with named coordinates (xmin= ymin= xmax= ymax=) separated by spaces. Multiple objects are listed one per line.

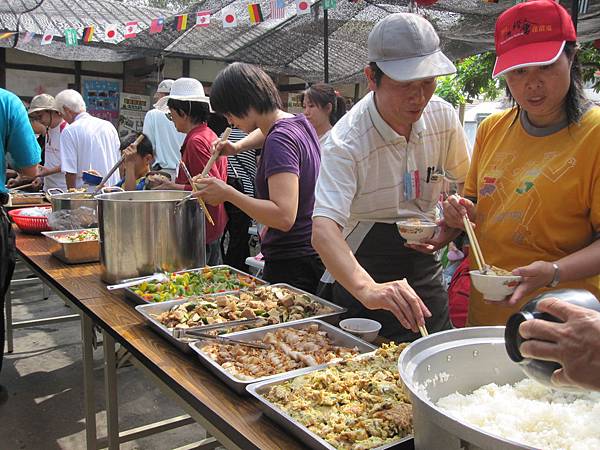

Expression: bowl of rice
xmin=396 ymin=219 xmax=438 ymax=244
xmin=470 ymin=269 xmax=522 ymax=301
xmin=398 ymin=327 xmax=599 ymax=450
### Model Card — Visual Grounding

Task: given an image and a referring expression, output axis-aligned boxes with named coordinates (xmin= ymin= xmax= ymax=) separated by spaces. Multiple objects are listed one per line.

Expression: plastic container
xmin=8 ymin=206 xmax=52 ymax=234
xmin=505 ymin=289 xmax=600 ymax=391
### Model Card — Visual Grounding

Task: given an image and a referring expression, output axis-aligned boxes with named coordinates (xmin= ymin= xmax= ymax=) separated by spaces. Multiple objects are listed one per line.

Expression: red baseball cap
xmin=492 ymin=0 xmax=576 ymax=78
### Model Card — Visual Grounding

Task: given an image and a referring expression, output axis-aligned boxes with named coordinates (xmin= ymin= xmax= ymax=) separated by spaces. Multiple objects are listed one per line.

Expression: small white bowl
xmin=396 ymin=220 xmax=438 ymax=244
xmin=469 ymin=270 xmax=522 ymax=301
xmin=339 ymin=318 xmax=382 ymax=343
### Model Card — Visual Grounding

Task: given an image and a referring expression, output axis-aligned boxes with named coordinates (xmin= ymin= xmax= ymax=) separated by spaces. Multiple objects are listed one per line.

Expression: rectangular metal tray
xmin=42 ymin=228 xmax=100 ymax=264
xmin=124 ymin=264 xmax=267 ymax=305
xmin=188 ymin=319 xmax=376 ymax=394
xmin=247 ymin=353 xmax=414 ymax=450
xmin=134 ymin=284 xmax=347 ymax=353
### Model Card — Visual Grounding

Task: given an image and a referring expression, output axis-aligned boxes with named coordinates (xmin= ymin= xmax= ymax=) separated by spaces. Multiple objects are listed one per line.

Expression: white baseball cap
xmin=156 ymin=79 xmax=175 ymax=93
xmin=154 ymin=78 xmax=211 ymax=112
xmin=368 ymin=13 xmax=456 ymax=82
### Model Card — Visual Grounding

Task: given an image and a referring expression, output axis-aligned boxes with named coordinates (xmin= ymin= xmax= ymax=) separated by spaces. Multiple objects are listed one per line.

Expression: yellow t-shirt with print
xmin=464 ymin=106 xmax=600 ymax=326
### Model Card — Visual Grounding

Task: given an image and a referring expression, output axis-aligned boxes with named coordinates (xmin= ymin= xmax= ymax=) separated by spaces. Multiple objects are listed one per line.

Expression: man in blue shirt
xmin=0 ymin=88 xmax=41 ymax=403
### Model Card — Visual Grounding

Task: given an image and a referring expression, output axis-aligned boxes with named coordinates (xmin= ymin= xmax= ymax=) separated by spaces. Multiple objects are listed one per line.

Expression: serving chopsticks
xmin=418 ymin=325 xmax=429 ymax=338
xmin=179 ymin=160 xmax=215 ymax=226
xmin=462 ymin=215 xmax=487 ymax=273
xmin=94 ymin=134 xmax=145 ymax=194
xmin=199 ymin=127 xmax=232 ymax=178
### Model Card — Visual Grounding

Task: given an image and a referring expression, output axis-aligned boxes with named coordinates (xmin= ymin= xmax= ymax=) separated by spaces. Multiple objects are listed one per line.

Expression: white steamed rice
xmin=437 ymin=378 xmax=600 ymax=450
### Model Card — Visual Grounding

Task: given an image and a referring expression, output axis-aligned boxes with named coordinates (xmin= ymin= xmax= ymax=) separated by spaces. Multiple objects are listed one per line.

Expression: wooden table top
xmin=15 ymin=230 xmax=305 ymax=450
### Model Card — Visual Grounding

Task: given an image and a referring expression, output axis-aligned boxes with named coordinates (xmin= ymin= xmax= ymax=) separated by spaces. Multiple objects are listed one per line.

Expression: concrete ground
xmin=0 ymin=263 xmax=210 ymax=450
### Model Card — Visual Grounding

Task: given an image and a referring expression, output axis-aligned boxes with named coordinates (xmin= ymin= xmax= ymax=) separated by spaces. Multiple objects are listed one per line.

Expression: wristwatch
xmin=547 ymin=263 xmax=560 ymax=288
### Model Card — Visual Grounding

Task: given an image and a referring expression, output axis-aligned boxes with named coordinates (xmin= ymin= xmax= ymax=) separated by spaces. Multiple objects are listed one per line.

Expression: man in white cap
xmin=27 ymin=94 xmax=68 ymax=191
xmin=143 ymin=79 xmax=186 ymax=181
xmin=54 ymin=89 xmax=120 ymax=190
xmin=312 ymin=13 xmax=471 ymax=342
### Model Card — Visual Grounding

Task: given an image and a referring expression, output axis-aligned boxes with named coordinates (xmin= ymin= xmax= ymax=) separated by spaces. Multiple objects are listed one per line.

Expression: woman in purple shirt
xmin=194 ymin=63 xmax=323 ymax=293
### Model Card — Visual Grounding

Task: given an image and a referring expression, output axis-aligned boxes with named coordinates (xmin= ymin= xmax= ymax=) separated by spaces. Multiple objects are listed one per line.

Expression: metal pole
xmin=324 ymin=8 xmax=329 ymax=83
xmin=571 ymin=0 xmax=579 ymax=31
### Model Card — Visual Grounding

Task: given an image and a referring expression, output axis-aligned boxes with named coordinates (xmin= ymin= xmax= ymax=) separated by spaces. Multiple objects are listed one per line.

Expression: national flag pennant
xmin=83 ymin=25 xmax=95 ymax=43
xmin=124 ymin=21 xmax=138 ymax=39
xmin=248 ymin=3 xmax=264 ymax=24
xmin=322 ymin=0 xmax=336 ymax=9
xmin=41 ymin=30 xmax=54 ymax=45
xmin=21 ymin=31 xmax=35 ymax=44
xmin=270 ymin=0 xmax=286 ymax=19
xmin=222 ymin=7 xmax=238 ymax=28
xmin=196 ymin=11 xmax=211 ymax=27
xmin=105 ymin=24 xmax=118 ymax=41
xmin=0 ymin=32 xmax=16 ymax=40
xmin=174 ymin=14 xmax=188 ymax=31
xmin=64 ymin=28 xmax=78 ymax=47
xmin=150 ymin=17 xmax=164 ymax=34
xmin=295 ymin=0 xmax=311 ymax=15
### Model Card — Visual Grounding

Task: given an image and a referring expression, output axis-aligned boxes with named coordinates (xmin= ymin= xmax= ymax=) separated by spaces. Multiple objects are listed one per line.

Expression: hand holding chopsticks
xmin=179 ymin=161 xmax=215 ymax=226
xmin=462 ymin=215 xmax=488 ymax=273
xmin=198 ymin=127 xmax=232 ymax=179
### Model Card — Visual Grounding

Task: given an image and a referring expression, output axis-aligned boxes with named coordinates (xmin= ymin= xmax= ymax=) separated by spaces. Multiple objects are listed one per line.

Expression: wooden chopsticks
xmin=462 ymin=215 xmax=487 ymax=273
xmin=179 ymin=160 xmax=215 ymax=226
xmin=199 ymin=127 xmax=232 ymax=179
xmin=418 ymin=325 xmax=429 ymax=338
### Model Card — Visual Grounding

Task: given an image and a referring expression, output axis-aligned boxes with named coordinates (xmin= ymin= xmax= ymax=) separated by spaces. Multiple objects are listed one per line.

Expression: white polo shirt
xmin=60 ymin=112 xmax=121 ymax=190
xmin=314 ymin=92 xmax=470 ymax=232
xmin=142 ymin=108 xmax=185 ymax=171
xmin=43 ymin=120 xmax=68 ymax=191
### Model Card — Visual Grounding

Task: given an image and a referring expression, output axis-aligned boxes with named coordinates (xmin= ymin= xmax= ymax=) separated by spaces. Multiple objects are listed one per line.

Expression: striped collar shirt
xmin=314 ymin=91 xmax=470 ymax=232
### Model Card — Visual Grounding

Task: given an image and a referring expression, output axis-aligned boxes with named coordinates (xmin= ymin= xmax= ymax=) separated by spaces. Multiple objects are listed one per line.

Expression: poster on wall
xmin=82 ymin=79 xmax=120 ymax=126
xmin=118 ymin=93 xmax=149 ymax=141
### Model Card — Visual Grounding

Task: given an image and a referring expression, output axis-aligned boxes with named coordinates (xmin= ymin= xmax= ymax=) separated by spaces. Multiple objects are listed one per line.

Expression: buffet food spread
xmin=154 ymin=285 xmax=336 ymax=328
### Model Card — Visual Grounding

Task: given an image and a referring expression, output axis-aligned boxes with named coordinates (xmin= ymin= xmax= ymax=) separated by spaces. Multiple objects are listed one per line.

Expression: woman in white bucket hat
xmin=153 ymin=77 xmax=228 ymax=265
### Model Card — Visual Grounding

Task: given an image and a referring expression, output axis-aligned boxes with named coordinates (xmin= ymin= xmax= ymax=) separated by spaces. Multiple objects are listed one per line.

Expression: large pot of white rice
xmin=398 ymin=327 xmax=600 ymax=450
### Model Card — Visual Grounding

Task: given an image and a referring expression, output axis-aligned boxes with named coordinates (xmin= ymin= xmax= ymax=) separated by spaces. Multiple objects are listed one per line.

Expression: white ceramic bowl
xmin=469 ymin=270 xmax=522 ymax=301
xmin=339 ymin=318 xmax=382 ymax=343
xmin=396 ymin=220 xmax=438 ymax=244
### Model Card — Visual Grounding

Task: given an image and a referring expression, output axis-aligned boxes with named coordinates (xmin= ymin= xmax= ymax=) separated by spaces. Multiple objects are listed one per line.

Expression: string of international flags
xmin=0 ymin=0 xmax=333 ymax=47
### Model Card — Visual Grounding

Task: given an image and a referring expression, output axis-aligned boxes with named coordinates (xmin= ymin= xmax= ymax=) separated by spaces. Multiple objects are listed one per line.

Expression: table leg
xmin=81 ymin=313 xmax=97 ymax=450
xmin=5 ymin=286 xmax=13 ymax=354
xmin=102 ymin=329 xmax=119 ymax=450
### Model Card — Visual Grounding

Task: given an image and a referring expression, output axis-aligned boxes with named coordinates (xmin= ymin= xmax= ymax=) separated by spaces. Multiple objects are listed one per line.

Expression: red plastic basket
xmin=8 ymin=206 xmax=52 ymax=234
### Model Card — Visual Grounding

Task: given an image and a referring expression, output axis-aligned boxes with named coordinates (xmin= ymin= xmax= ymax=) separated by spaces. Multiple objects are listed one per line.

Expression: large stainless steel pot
xmin=97 ymin=190 xmax=206 ymax=283
xmin=399 ymin=327 xmax=534 ymax=450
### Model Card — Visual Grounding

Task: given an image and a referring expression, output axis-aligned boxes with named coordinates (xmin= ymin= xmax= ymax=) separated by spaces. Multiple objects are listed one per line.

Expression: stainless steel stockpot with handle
xmin=97 ymin=190 xmax=206 ymax=284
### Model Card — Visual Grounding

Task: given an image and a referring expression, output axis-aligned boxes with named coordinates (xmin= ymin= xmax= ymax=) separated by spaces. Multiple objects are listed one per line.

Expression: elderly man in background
xmin=0 ymin=87 xmax=41 ymax=403
xmin=27 ymin=94 xmax=68 ymax=192
xmin=143 ymin=79 xmax=185 ymax=180
xmin=54 ymin=89 xmax=120 ymax=190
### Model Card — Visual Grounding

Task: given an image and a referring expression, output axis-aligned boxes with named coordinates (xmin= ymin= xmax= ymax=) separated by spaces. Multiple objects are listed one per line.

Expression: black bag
xmin=225 ymin=165 xmax=246 ymax=216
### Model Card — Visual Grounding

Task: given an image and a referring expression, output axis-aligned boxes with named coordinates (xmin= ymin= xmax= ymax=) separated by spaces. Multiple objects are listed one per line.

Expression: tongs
xmin=106 ymin=273 xmax=169 ymax=290
xmin=171 ymin=317 xmax=269 ymax=349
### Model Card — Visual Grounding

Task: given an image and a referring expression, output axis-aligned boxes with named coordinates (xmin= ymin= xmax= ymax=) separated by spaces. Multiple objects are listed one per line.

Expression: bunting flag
xmin=150 ymin=17 xmax=164 ymax=34
xmin=270 ymin=0 xmax=286 ymax=19
xmin=248 ymin=3 xmax=264 ymax=24
xmin=82 ymin=25 xmax=95 ymax=43
xmin=0 ymin=32 xmax=16 ymax=40
xmin=21 ymin=31 xmax=35 ymax=44
xmin=175 ymin=14 xmax=188 ymax=31
xmin=124 ymin=21 xmax=138 ymax=38
xmin=296 ymin=0 xmax=311 ymax=15
xmin=64 ymin=28 xmax=78 ymax=47
xmin=105 ymin=24 xmax=118 ymax=41
xmin=196 ymin=11 xmax=211 ymax=27
xmin=41 ymin=30 xmax=54 ymax=45
xmin=222 ymin=7 xmax=238 ymax=28
xmin=322 ymin=0 xmax=336 ymax=9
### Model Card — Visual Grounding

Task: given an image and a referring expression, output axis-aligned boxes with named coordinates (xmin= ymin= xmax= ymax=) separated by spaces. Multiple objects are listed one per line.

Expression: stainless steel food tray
xmin=189 ymin=319 xmax=376 ymax=394
xmin=134 ymin=284 xmax=347 ymax=353
xmin=124 ymin=264 xmax=267 ymax=305
xmin=42 ymin=228 xmax=100 ymax=264
xmin=247 ymin=353 xmax=414 ymax=450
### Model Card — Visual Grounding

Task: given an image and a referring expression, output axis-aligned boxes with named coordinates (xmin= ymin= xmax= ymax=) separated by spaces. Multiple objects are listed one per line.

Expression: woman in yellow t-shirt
xmin=444 ymin=0 xmax=600 ymax=326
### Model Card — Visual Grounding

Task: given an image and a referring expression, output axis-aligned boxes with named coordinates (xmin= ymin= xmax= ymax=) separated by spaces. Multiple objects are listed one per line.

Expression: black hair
xmin=120 ymin=133 xmax=153 ymax=157
xmin=167 ymin=98 xmax=210 ymax=125
xmin=368 ymin=62 xmax=385 ymax=87
xmin=207 ymin=112 xmax=229 ymax=136
xmin=210 ymin=62 xmax=282 ymax=117
xmin=300 ymin=83 xmax=347 ymax=126
xmin=506 ymin=42 xmax=587 ymax=127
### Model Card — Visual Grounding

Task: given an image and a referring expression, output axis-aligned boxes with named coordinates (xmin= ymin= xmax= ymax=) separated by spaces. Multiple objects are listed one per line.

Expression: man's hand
xmin=519 ymin=298 xmax=600 ymax=391
xmin=443 ymin=194 xmax=476 ymax=230
xmin=405 ymin=218 xmax=461 ymax=255
xmin=193 ymin=177 xmax=233 ymax=206
xmin=356 ymin=279 xmax=431 ymax=333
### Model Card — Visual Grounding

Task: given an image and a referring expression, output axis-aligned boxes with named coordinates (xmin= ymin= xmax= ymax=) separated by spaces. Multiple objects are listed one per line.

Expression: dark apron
xmin=328 ymin=223 xmax=451 ymax=343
